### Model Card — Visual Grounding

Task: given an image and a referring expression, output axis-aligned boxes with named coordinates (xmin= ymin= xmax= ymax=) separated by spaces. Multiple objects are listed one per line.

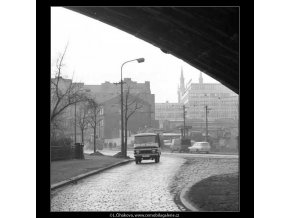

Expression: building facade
xmin=178 ymin=71 xmax=239 ymax=122
xmin=51 ymin=77 xmax=155 ymax=144
xmin=102 ymin=94 xmax=153 ymax=140
xmin=83 ymin=78 xmax=155 ymax=123
xmin=155 ymin=102 xmax=184 ymax=130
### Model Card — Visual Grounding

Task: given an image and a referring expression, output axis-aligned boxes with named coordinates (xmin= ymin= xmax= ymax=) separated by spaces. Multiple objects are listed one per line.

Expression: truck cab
xmin=133 ymin=133 xmax=161 ymax=164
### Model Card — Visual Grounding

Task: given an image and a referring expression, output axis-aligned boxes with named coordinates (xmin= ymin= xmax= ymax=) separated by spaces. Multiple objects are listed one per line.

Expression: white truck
xmin=133 ymin=133 xmax=162 ymax=164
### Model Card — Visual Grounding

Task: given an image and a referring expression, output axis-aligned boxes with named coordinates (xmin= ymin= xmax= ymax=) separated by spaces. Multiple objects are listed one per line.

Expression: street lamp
xmin=120 ymin=58 xmax=145 ymax=157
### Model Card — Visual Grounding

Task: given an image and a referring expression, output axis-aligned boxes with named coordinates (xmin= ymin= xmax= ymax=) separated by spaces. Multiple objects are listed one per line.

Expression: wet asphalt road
xmin=51 ymin=150 xmax=238 ymax=212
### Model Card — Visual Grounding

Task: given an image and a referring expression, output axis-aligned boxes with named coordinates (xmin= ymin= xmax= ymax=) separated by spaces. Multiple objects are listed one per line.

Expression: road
xmin=51 ymin=150 xmax=238 ymax=211
xmin=85 ymin=149 xmax=238 ymax=159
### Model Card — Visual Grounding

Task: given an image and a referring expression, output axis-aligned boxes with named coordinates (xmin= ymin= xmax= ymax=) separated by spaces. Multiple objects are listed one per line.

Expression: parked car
xmin=189 ymin=142 xmax=211 ymax=153
xmin=170 ymin=138 xmax=181 ymax=152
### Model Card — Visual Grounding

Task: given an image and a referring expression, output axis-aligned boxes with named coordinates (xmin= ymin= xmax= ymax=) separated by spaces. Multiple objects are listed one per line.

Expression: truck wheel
xmin=155 ymin=156 xmax=159 ymax=163
xmin=135 ymin=158 xmax=141 ymax=164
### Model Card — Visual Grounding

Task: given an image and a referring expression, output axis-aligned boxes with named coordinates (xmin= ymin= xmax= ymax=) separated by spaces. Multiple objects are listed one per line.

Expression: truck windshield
xmin=135 ymin=136 xmax=157 ymax=144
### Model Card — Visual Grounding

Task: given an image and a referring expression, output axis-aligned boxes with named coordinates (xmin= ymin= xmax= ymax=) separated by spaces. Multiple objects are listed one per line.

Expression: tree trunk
xmin=81 ymin=129 xmax=84 ymax=143
xmin=93 ymin=127 xmax=96 ymax=153
xmin=124 ymin=118 xmax=128 ymax=157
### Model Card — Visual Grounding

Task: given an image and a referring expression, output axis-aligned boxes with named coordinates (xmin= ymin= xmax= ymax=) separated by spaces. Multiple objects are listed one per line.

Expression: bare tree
xmin=50 ymin=115 xmax=64 ymax=140
xmin=76 ymin=102 xmax=90 ymax=143
xmin=50 ymin=44 xmax=87 ymax=136
xmin=123 ymin=85 xmax=144 ymax=156
xmin=87 ymin=98 xmax=102 ymax=153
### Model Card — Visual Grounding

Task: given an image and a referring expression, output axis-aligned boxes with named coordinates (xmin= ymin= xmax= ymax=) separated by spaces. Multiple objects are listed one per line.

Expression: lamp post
xmin=120 ymin=58 xmax=145 ymax=157
xmin=182 ymin=105 xmax=188 ymax=139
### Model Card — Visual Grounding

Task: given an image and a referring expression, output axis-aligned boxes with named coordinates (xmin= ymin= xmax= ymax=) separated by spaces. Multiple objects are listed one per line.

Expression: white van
xmin=133 ymin=133 xmax=161 ymax=164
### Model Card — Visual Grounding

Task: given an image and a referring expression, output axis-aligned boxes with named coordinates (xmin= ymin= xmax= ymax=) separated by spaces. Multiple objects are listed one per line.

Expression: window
xmin=135 ymin=135 xmax=157 ymax=143
xmin=100 ymin=107 xmax=104 ymax=115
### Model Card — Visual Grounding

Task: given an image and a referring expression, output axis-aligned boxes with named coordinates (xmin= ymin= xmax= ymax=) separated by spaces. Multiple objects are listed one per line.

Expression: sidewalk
xmin=51 ymin=153 xmax=133 ymax=189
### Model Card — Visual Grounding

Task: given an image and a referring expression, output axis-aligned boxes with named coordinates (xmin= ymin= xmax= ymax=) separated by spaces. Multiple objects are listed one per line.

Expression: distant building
xmin=178 ymin=70 xmax=239 ymax=122
xmin=51 ymin=77 xmax=156 ymax=143
xmin=177 ymin=67 xmax=185 ymax=103
xmin=102 ymin=94 xmax=153 ymax=140
xmin=155 ymin=101 xmax=183 ymax=130
xmin=176 ymin=70 xmax=239 ymax=149
xmin=84 ymin=78 xmax=155 ymax=123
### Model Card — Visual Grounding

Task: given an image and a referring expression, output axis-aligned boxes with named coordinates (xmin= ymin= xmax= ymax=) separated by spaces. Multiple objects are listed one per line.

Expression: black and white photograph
xmin=12 ymin=0 xmax=290 ymax=217
xmin=49 ymin=6 xmax=240 ymax=213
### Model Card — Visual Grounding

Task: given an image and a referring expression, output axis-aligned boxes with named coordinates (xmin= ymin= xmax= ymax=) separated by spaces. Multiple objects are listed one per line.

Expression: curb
xmin=179 ymin=181 xmax=200 ymax=212
xmin=51 ymin=159 xmax=134 ymax=190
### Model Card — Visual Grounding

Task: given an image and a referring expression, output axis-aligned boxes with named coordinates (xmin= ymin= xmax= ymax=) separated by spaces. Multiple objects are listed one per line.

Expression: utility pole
xmin=205 ymin=105 xmax=211 ymax=142
xmin=114 ymin=81 xmax=125 ymax=156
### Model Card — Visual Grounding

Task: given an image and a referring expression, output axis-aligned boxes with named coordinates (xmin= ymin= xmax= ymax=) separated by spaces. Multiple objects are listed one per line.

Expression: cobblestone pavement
xmin=168 ymin=155 xmax=239 ymax=210
xmin=51 ymin=153 xmax=239 ymax=212
xmin=51 ymin=156 xmax=186 ymax=211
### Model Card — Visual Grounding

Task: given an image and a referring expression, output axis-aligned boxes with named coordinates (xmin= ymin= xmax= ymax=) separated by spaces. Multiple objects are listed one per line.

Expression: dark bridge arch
xmin=66 ymin=7 xmax=239 ymax=94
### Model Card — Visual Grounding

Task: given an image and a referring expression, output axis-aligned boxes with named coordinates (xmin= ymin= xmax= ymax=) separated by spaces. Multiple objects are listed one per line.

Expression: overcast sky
xmin=51 ymin=7 xmax=219 ymax=103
